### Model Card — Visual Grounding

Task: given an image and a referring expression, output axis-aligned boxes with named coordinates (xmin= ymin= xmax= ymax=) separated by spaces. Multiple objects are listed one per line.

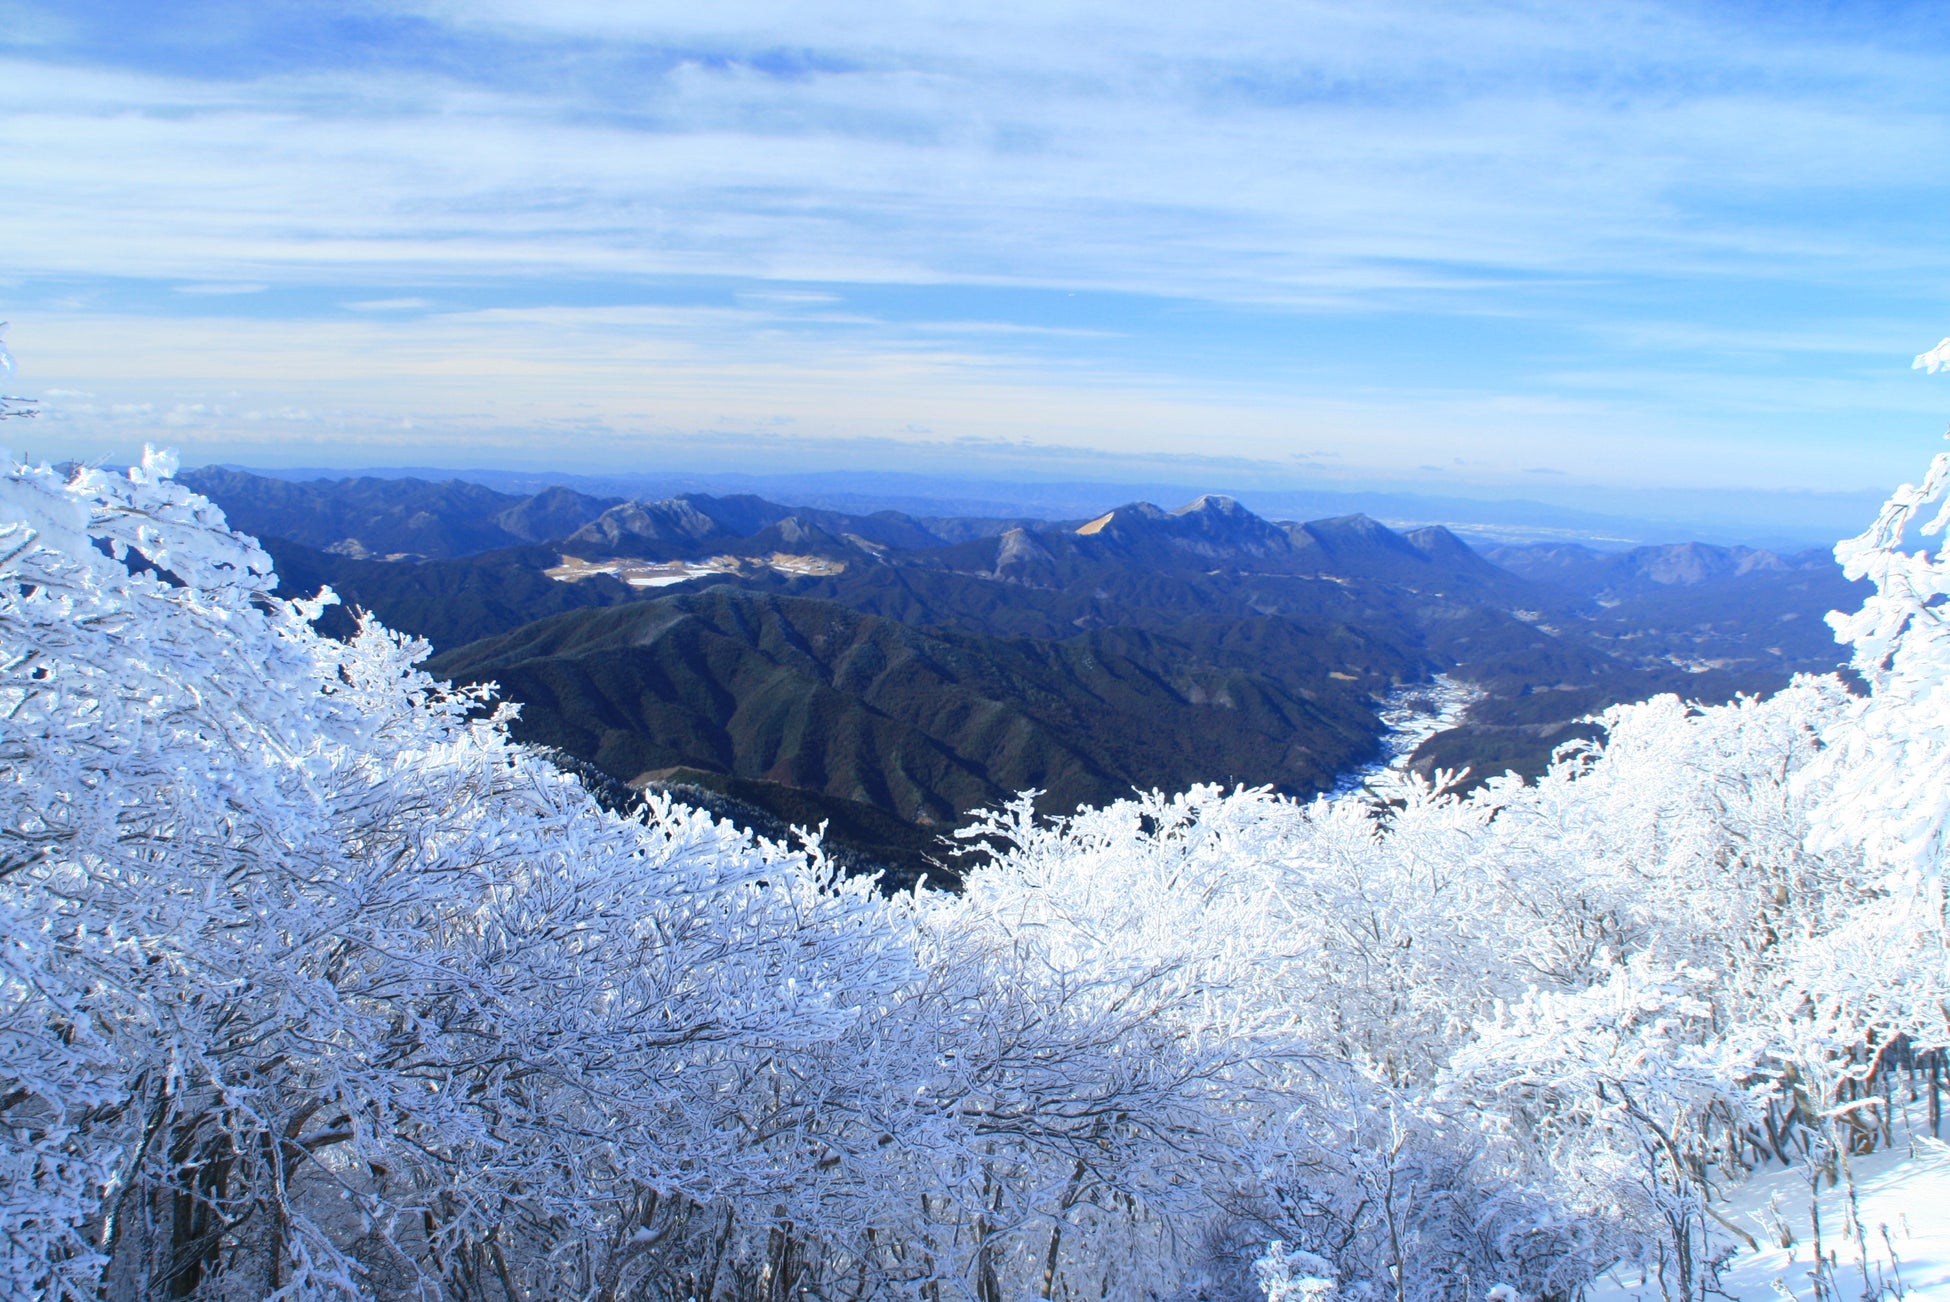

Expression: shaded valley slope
xmin=191 ymin=469 xmax=1866 ymax=878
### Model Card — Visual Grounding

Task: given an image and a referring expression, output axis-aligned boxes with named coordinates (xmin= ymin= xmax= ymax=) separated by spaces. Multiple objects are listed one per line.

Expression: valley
xmin=184 ymin=466 xmax=1867 ymax=879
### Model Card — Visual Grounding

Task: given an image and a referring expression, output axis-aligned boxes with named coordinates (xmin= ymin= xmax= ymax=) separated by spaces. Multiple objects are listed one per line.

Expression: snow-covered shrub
xmin=0 ymin=452 xmax=927 ymax=1298
xmin=8 ymin=335 xmax=1950 ymax=1302
xmin=0 ymin=452 xmax=1335 ymax=1301
xmin=1798 ymin=437 xmax=1950 ymax=1060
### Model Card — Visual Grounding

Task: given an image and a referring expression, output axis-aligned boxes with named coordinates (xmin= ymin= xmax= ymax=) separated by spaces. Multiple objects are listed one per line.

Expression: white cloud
xmin=736 ymin=290 xmax=844 ymax=306
xmin=344 ymin=297 xmax=433 ymax=311
xmin=17 ymin=302 xmax=1941 ymax=494
xmin=2 ymin=6 xmax=1944 ymax=301
xmin=6 ymin=2 xmax=1948 ymax=491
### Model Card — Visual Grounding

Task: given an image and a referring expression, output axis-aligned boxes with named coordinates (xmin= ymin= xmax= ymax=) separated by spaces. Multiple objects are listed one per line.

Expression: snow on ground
xmin=1332 ymin=674 xmax=1482 ymax=796
xmin=1588 ymin=1127 xmax=1950 ymax=1302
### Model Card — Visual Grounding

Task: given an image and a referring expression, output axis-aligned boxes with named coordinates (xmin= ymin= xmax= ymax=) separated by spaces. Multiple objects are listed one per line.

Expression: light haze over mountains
xmin=204 ymin=462 xmax=1883 ymax=552
xmin=4 ymin=2 xmax=1950 ymax=506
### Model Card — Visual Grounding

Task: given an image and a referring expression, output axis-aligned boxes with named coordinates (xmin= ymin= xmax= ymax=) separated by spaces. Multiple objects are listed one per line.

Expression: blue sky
xmin=4 ymin=0 xmax=1950 ymax=502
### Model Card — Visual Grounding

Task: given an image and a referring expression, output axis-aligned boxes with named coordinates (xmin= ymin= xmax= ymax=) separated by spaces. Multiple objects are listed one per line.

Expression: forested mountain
xmin=1484 ymin=537 xmax=1831 ymax=595
xmin=563 ymin=492 xmax=952 ymax=558
xmin=424 ymin=587 xmax=1396 ymax=829
xmin=187 ymin=467 xmax=1865 ymax=874
xmin=177 ymin=466 xmax=619 ymax=558
xmin=181 ymin=465 xmax=984 ymax=563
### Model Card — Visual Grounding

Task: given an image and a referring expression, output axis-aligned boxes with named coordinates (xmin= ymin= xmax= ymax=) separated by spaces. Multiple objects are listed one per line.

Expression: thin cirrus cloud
xmin=3 ymin=0 xmax=1949 ymax=492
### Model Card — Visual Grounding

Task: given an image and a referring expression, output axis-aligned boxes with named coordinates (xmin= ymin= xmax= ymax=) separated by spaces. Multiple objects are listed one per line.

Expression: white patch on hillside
xmin=546 ymin=552 xmax=846 ymax=587
xmin=1333 ymin=673 xmax=1482 ymax=795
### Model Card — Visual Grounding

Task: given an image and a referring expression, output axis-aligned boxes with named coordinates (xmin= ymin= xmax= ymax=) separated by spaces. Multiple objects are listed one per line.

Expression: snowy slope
xmin=1590 ymin=1129 xmax=1950 ymax=1302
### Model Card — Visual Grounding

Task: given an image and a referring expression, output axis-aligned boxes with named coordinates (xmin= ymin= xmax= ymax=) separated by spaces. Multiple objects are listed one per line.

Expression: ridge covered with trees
xmin=181 ymin=469 xmax=1864 ymax=874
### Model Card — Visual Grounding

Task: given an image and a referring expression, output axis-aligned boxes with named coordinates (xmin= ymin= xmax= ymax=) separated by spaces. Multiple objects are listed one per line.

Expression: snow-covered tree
xmin=0 ymin=452 xmax=932 ymax=1298
xmin=8 ymin=330 xmax=1950 ymax=1301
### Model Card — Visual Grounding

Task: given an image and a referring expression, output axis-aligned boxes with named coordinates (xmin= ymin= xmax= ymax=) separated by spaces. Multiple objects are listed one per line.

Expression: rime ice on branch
xmin=3 ymin=333 xmax=1950 ymax=1300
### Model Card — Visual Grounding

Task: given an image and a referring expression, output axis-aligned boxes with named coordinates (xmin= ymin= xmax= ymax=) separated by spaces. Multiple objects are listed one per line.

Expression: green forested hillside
xmin=194 ymin=470 xmax=1866 ymax=875
xmin=426 ymin=587 xmax=1398 ymax=831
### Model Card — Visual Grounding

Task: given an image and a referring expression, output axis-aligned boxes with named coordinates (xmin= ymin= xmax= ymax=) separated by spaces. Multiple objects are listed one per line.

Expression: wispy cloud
xmin=19 ymin=299 xmax=1935 ymax=493
xmin=9 ymin=6 xmax=1947 ymax=297
xmin=344 ymin=297 xmax=433 ymax=312
xmin=4 ymin=1 xmax=1949 ymax=492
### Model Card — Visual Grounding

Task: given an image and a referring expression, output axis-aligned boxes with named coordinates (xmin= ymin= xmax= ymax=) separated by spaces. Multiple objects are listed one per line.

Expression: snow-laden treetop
xmin=4 ymin=375 xmax=1950 ymax=1300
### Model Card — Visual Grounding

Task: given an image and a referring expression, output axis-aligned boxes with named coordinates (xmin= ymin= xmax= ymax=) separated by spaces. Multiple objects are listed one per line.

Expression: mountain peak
xmin=1075 ymin=502 xmax=1169 ymax=536
xmin=1403 ymin=524 xmax=1487 ymax=563
xmin=568 ymin=498 xmax=731 ymax=555
xmin=992 ymin=526 xmax=1056 ymax=579
xmin=1073 ymin=497 xmax=1290 ymax=561
xmin=1292 ymin=513 xmax=1420 ymax=557
xmin=1173 ymin=493 xmax=1247 ymax=517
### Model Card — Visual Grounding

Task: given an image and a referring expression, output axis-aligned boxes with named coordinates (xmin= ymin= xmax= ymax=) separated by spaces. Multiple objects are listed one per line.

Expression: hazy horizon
xmin=6 ymin=2 xmax=1949 ymax=503
xmin=165 ymin=455 xmax=1883 ymax=552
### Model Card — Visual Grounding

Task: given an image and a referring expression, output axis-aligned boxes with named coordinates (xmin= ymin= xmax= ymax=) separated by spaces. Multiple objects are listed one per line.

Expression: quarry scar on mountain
xmin=547 ymin=552 xmax=849 ymax=587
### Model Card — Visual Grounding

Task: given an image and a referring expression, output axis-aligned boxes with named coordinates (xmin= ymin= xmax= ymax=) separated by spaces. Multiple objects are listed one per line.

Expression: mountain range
xmin=206 ymin=462 xmax=1884 ymax=551
xmin=180 ymin=467 xmax=1866 ymax=880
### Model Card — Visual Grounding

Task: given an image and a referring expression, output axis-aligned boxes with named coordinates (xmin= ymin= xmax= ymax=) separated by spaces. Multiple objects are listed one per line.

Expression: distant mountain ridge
xmin=181 ymin=467 xmax=1867 ymax=877
xmin=207 ymin=462 xmax=1881 ymax=550
xmin=1074 ymin=495 xmax=1295 ymax=559
xmin=565 ymin=493 xmax=950 ymax=559
xmin=178 ymin=467 xmax=618 ymax=559
xmin=180 ymin=466 xmax=993 ymax=567
xmin=964 ymin=502 xmax=1522 ymax=601
xmin=1484 ymin=540 xmax=1831 ymax=597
